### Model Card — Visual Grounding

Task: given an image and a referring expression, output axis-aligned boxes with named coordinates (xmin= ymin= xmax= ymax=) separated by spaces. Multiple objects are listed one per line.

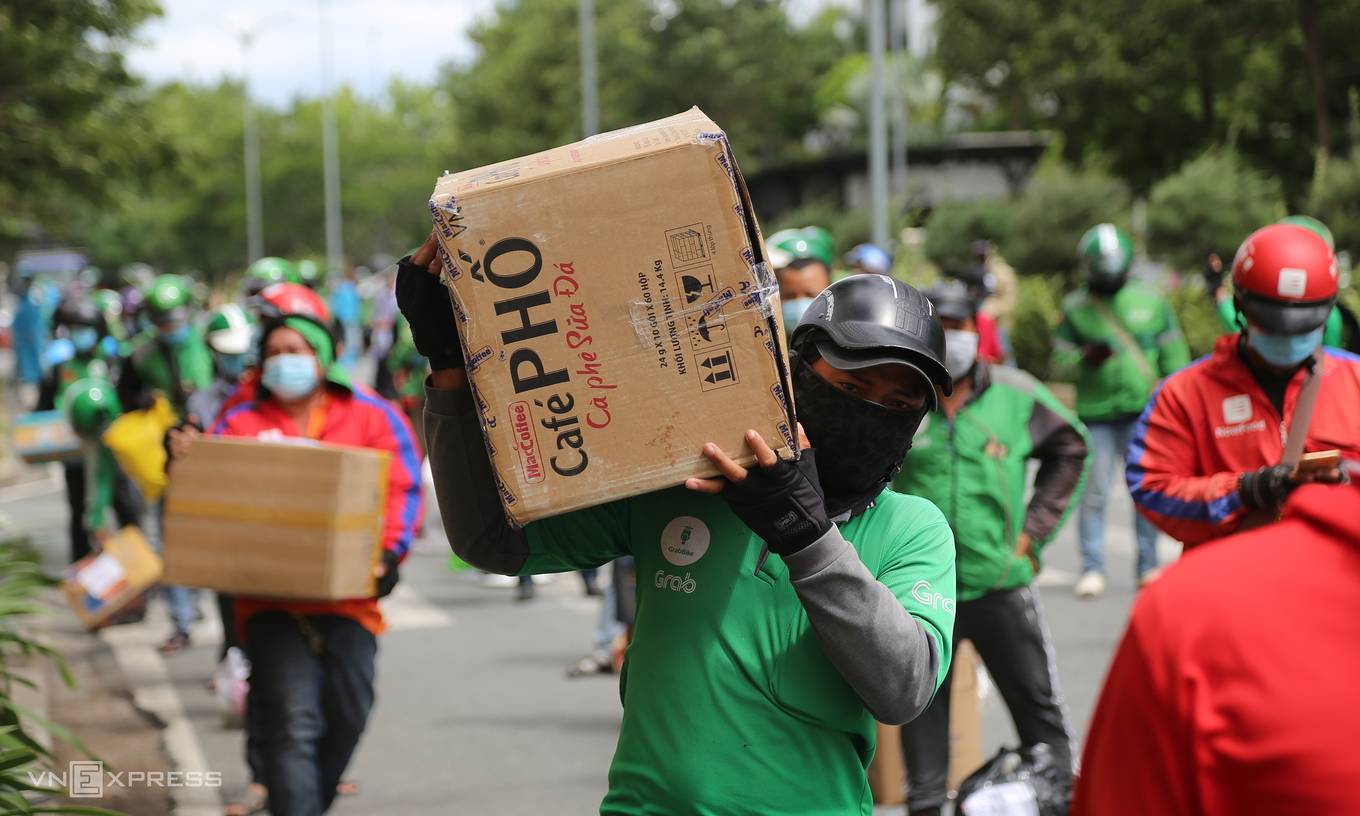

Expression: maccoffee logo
xmin=660 ymin=516 xmax=710 ymax=566
xmin=509 ymin=401 xmax=544 ymax=484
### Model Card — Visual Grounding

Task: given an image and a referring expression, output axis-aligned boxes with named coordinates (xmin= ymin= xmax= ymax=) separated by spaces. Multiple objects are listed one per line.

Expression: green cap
xmin=146 ymin=274 xmax=195 ymax=316
xmin=206 ymin=303 xmax=256 ymax=355
xmin=1076 ymin=223 xmax=1134 ymax=285
xmin=64 ymin=378 xmax=122 ymax=437
xmin=296 ymin=259 xmax=324 ymax=288
xmin=247 ymin=257 xmax=302 ymax=286
xmin=767 ymin=226 xmax=835 ymax=269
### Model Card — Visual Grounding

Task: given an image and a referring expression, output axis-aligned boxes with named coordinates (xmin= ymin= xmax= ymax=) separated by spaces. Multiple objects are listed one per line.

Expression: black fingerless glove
xmin=1239 ymin=464 xmax=1295 ymax=514
xmin=375 ymin=550 xmax=401 ymax=598
xmin=721 ymin=450 xmax=833 ymax=557
xmin=395 ymin=254 xmax=464 ymax=370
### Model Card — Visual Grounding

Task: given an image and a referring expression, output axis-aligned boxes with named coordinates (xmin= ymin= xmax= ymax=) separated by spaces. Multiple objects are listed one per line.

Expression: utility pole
xmin=889 ymin=0 xmax=909 ymax=201
xmin=867 ymin=0 xmax=889 ymax=248
xmin=579 ymin=0 xmax=600 ymax=137
xmin=239 ymin=29 xmax=264 ymax=264
xmin=319 ymin=0 xmax=344 ymax=277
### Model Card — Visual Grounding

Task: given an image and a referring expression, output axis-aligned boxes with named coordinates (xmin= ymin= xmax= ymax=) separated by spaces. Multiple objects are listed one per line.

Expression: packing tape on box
xmin=627 ymin=262 xmax=778 ymax=347
xmin=168 ymin=498 xmax=381 ymax=534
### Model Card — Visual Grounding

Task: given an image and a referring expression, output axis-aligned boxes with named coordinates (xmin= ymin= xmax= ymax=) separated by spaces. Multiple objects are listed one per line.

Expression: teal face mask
xmin=781 ymin=297 xmax=814 ymax=333
xmin=261 ymin=353 xmax=320 ymax=400
xmin=70 ymin=327 xmax=99 ymax=353
xmin=1247 ymin=327 xmax=1323 ymax=367
xmin=215 ymin=353 xmax=249 ymax=381
xmin=160 ymin=324 xmax=191 ymax=346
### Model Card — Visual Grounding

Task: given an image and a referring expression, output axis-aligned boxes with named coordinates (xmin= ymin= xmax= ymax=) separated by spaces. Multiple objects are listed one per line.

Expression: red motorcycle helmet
xmin=258 ymin=282 xmax=331 ymax=326
xmin=1231 ymin=223 xmax=1338 ymax=334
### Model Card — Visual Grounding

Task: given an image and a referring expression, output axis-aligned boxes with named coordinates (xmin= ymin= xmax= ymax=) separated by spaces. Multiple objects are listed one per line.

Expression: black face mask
xmin=792 ymin=357 xmax=927 ymax=518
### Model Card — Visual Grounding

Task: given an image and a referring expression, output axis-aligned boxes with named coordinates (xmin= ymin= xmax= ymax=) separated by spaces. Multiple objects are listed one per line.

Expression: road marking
xmin=99 ymin=622 xmax=223 ymax=816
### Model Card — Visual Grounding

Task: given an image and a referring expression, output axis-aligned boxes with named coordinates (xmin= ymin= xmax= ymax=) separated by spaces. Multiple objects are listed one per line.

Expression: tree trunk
xmin=1298 ymin=0 xmax=1330 ymax=174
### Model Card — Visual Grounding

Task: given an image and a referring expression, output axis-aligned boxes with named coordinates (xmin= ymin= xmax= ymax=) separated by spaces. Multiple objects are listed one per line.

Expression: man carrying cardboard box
xmin=171 ymin=294 xmax=421 ymax=816
xmin=403 ymin=238 xmax=958 ymax=815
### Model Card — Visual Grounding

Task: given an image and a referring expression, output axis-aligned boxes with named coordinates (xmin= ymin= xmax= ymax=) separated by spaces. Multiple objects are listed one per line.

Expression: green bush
xmin=922 ymin=198 xmax=1015 ymax=275
xmin=1167 ymin=280 xmax=1227 ymax=360
xmin=1147 ymin=149 xmax=1285 ymax=272
xmin=1308 ymin=151 xmax=1360 ymax=257
xmin=1006 ymin=164 xmax=1132 ymax=280
xmin=1010 ymin=273 xmax=1066 ymax=381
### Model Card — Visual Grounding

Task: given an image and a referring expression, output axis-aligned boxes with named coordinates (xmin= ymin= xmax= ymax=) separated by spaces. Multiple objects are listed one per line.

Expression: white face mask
xmin=943 ymin=329 xmax=980 ymax=382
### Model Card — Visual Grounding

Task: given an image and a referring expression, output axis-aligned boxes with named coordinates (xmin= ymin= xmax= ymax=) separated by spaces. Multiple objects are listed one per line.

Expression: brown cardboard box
xmin=162 ymin=437 xmax=390 ymax=599
xmin=429 ymin=107 xmax=795 ymax=526
xmin=62 ymin=526 xmax=161 ymax=629
xmin=868 ymin=639 xmax=985 ymax=804
xmin=12 ymin=410 xmax=82 ymax=464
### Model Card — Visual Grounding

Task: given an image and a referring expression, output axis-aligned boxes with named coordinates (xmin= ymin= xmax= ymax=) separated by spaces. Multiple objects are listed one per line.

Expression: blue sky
xmin=125 ymin=0 xmax=861 ymax=107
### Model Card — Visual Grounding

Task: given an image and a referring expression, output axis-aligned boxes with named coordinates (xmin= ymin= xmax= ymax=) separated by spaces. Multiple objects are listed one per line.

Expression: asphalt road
xmin=4 ymin=461 xmax=1177 ymax=815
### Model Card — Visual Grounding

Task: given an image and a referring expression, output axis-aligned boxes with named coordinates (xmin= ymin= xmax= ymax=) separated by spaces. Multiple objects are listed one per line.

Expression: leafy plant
xmin=1308 ymin=150 xmax=1360 ymax=258
xmin=0 ymin=540 xmax=121 ymax=815
xmin=1147 ymin=148 xmax=1284 ymax=272
xmin=1010 ymin=274 xmax=1065 ymax=380
xmin=922 ymin=198 xmax=1016 ymax=275
xmin=1006 ymin=163 xmax=1131 ymax=280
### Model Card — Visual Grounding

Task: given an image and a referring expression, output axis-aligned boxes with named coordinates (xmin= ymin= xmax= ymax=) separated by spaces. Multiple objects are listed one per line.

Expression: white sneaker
xmin=1138 ymin=567 xmax=1163 ymax=588
xmin=1074 ymin=571 xmax=1106 ymax=599
xmin=479 ymin=573 xmax=520 ymax=589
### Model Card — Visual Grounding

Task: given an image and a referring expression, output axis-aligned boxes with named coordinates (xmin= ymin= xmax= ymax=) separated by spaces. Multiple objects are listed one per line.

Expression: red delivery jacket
xmin=210 ymin=382 xmax=422 ymax=636
xmin=1126 ymin=334 xmax=1360 ymax=546
xmin=1072 ymin=477 xmax=1360 ymax=816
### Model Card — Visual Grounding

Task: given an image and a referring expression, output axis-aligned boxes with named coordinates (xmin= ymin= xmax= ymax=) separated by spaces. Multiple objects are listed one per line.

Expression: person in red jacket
xmin=1071 ymin=465 xmax=1360 ymax=816
xmin=1125 ymin=223 xmax=1356 ymax=546
xmin=175 ymin=304 xmax=421 ymax=816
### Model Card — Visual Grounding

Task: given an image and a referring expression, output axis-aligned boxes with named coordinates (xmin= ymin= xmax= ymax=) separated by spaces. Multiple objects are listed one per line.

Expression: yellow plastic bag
xmin=102 ymin=397 xmax=176 ymax=502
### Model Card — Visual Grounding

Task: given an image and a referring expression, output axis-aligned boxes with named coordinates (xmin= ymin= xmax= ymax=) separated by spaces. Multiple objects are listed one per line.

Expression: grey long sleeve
xmin=782 ymin=528 xmax=941 ymax=725
xmin=424 ymin=382 xmax=529 ymax=575
xmin=1023 ymin=400 xmax=1090 ymax=544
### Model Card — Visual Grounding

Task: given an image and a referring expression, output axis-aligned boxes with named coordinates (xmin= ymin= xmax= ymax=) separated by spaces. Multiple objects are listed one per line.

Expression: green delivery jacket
xmin=894 ymin=363 xmax=1090 ymax=600
xmin=1051 ymin=281 xmax=1191 ymax=422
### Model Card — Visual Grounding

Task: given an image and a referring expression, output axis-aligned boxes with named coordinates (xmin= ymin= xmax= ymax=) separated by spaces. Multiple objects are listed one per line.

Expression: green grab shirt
xmin=520 ymin=486 xmax=956 ymax=816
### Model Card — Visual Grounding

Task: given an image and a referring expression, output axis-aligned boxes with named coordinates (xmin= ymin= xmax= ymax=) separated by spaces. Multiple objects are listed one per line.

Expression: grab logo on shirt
xmin=660 ymin=516 xmax=710 ymax=566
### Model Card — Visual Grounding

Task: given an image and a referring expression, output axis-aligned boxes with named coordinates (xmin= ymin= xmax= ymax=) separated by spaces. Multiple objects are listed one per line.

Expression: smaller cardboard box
xmin=62 ymin=526 xmax=161 ymax=629
xmin=162 ymin=437 xmax=390 ymax=600
xmin=12 ymin=410 xmax=81 ymax=464
xmin=869 ymin=639 xmax=985 ymax=804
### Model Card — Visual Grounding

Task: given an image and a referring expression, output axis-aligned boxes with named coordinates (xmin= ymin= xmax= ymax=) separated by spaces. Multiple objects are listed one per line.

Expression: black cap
xmin=923 ymin=279 xmax=978 ymax=322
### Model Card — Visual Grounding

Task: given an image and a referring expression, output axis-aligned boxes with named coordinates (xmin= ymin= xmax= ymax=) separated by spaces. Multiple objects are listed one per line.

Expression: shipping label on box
xmin=430 ymin=107 xmax=796 ymax=526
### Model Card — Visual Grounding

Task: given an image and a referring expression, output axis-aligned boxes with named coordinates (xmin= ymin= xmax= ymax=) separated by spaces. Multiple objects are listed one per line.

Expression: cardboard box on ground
xmin=63 ymin=526 xmax=161 ymax=629
xmin=161 ymin=437 xmax=389 ymax=600
xmin=868 ymin=640 xmax=984 ymax=805
xmin=429 ymin=107 xmax=796 ymax=526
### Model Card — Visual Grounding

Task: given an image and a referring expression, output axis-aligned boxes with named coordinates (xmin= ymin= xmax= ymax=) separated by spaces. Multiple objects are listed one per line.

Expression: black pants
xmin=900 ymin=585 xmax=1073 ymax=813
xmin=65 ymin=463 xmax=144 ymax=564
xmin=245 ymin=612 xmax=376 ymax=816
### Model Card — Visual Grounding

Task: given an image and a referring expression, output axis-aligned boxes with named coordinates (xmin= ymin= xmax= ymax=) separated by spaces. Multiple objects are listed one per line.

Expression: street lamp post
xmin=579 ymin=0 xmax=600 ymax=138
xmin=867 ymin=0 xmax=890 ymax=248
xmin=319 ymin=0 xmax=344 ymax=278
xmin=239 ymin=30 xmax=264 ymax=264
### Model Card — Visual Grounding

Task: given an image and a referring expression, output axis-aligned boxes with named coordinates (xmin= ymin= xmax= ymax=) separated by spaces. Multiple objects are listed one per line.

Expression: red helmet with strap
xmin=1231 ymin=223 xmax=1337 ymax=334
xmin=258 ymin=282 xmax=332 ymax=326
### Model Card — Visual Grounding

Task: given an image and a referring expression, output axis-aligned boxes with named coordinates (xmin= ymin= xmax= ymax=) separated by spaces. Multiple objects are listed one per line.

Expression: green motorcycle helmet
xmin=296 ymin=259 xmax=325 ymax=289
xmin=245 ymin=257 xmax=301 ymax=296
xmin=205 ymin=303 xmax=256 ymax=355
xmin=1077 ymin=223 xmax=1135 ymax=292
xmin=1278 ymin=215 xmax=1335 ymax=252
xmin=767 ymin=226 xmax=836 ymax=270
xmin=64 ymin=378 xmax=122 ymax=438
xmin=145 ymin=274 xmax=195 ymax=326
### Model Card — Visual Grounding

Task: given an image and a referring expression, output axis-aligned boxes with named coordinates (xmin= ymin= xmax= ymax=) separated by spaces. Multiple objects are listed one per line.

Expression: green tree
xmin=443 ymin=0 xmax=851 ymax=171
xmin=1147 ymin=148 xmax=1284 ymax=272
xmin=1308 ymin=150 xmax=1360 ymax=256
xmin=1004 ymin=162 xmax=1131 ymax=278
xmin=0 ymin=0 xmax=161 ymax=251
xmin=923 ymin=198 xmax=1015 ymax=274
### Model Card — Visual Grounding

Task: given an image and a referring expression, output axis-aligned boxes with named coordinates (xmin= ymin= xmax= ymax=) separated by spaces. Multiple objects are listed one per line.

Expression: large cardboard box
xmin=62 ymin=526 xmax=161 ymax=629
xmin=12 ymin=410 xmax=81 ymax=464
xmin=868 ymin=639 xmax=985 ymax=804
xmin=429 ymin=107 xmax=795 ymax=526
xmin=162 ymin=437 xmax=389 ymax=599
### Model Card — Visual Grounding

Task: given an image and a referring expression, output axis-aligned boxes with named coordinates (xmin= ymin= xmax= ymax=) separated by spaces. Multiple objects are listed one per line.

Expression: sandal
xmin=158 ymin=631 xmax=191 ymax=654
xmin=224 ymin=783 xmax=267 ymax=816
xmin=336 ymin=779 xmax=360 ymax=797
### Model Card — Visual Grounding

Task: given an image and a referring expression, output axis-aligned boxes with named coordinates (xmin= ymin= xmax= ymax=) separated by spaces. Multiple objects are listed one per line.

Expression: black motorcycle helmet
xmin=54 ymin=297 xmax=108 ymax=334
xmin=789 ymin=274 xmax=951 ymax=410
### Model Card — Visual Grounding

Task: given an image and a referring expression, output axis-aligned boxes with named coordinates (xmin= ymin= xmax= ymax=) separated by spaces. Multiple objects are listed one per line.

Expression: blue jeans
xmin=245 ymin=612 xmax=377 ymax=816
xmin=1079 ymin=418 xmax=1159 ymax=577
xmin=145 ymin=499 xmax=199 ymax=633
